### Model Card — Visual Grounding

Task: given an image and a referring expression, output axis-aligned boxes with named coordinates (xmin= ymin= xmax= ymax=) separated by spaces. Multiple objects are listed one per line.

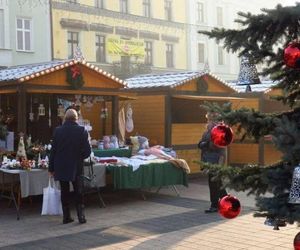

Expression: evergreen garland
xmin=66 ymin=65 xmax=85 ymax=90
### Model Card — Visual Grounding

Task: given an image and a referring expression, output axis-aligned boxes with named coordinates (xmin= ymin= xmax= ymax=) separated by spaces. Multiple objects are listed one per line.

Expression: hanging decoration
xmin=289 ymin=164 xmax=300 ymax=204
xmin=38 ymin=104 xmax=45 ymax=116
xmin=211 ymin=123 xmax=234 ymax=148
xmin=66 ymin=65 xmax=85 ymax=89
xmin=218 ymin=195 xmax=241 ymax=219
xmin=74 ymin=94 xmax=82 ymax=106
xmin=101 ymin=107 xmax=108 ymax=119
xmin=29 ymin=96 xmax=34 ymax=122
xmin=5 ymin=96 xmax=14 ymax=125
xmin=294 ymin=232 xmax=300 ymax=250
xmin=284 ymin=42 xmax=300 ymax=69
xmin=237 ymin=56 xmax=261 ymax=85
xmin=125 ymin=104 xmax=134 ymax=133
xmin=48 ymin=98 xmax=51 ymax=127
xmin=57 ymin=104 xmax=65 ymax=119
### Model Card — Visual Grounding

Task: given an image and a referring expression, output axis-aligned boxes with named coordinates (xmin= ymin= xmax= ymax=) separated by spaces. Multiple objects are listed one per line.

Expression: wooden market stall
xmin=0 ymin=59 xmax=132 ymax=147
xmin=125 ymin=71 xmax=286 ymax=174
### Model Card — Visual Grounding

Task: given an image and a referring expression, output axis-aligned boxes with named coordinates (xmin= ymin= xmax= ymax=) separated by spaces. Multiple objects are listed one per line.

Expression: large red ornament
xmin=211 ymin=124 xmax=233 ymax=148
xmin=284 ymin=42 xmax=300 ymax=69
xmin=218 ymin=195 xmax=241 ymax=219
xmin=294 ymin=232 xmax=300 ymax=250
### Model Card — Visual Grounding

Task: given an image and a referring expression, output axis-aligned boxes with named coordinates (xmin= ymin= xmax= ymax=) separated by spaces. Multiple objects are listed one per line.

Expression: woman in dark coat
xmin=198 ymin=112 xmax=227 ymax=213
xmin=49 ymin=109 xmax=91 ymax=224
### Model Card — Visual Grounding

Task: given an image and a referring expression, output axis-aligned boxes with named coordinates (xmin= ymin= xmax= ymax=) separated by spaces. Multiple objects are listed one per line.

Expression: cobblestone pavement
xmin=0 ymin=176 xmax=298 ymax=250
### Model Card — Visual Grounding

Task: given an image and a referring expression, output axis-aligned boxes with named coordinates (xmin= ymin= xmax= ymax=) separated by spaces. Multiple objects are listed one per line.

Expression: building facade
xmin=51 ymin=0 xmax=188 ymax=78
xmin=0 ymin=1 xmax=51 ymax=68
xmin=186 ymin=0 xmax=288 ymax=81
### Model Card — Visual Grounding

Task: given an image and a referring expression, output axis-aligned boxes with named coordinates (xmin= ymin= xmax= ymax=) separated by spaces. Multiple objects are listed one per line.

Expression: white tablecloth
xmin=0 ymin=164 xmax=106 ymax=198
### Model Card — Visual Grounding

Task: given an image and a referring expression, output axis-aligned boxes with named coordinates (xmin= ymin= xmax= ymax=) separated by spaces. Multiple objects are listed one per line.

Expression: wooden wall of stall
xmin=125 ymin=95 xmax=166 ymax=146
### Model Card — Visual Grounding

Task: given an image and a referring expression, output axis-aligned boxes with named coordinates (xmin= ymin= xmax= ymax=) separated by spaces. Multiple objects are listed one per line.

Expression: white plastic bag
xmin=41 ymin=178 xmax=63 ymax=215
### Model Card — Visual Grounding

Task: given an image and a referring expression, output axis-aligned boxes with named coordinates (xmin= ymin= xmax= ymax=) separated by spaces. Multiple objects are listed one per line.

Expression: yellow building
xmin=51 ymin=0 xmax=187 ymax=77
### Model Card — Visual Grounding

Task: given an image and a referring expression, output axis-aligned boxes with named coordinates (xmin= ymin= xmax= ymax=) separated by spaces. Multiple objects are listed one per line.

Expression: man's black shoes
xmin=63 ymin=217 xmax=74 ymax=224
xmin=205 ymin=207 xmax=218 ymax=213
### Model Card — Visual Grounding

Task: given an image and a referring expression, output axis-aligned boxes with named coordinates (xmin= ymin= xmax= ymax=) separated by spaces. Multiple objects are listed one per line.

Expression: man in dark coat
xmin=198 ymin=112 xmax=227 ymax=213
xmin=49 ymin=109 xmax=91 ymax=224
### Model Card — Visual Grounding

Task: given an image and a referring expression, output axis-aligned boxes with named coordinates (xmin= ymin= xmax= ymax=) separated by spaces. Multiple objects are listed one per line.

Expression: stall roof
xmin=227 ymin=80 xmax=278 ymax=93
xmin=126 ymin=71 xmax=238 ymax=92
xmin=0 ymin=59 xmax=127 ymax=87
xmin=172 ymin=95 xmax=245 ymax=100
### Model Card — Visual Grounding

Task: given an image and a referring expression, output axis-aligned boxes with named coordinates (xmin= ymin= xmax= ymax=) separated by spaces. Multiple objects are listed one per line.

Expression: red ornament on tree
xmin=218 ymin=195 xmax=241 ymax=219
xmin=294 ymin=232 xmax=300 ymax=250
xmin=284 ymin=42 xmax=300 ymax=69
xmin=211 ymin=123 xmax=233 ymax=147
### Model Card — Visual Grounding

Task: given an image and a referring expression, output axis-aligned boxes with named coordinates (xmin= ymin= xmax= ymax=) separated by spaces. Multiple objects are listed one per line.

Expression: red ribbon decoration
xmin=70 ymin=65 xmax=81 ymax=79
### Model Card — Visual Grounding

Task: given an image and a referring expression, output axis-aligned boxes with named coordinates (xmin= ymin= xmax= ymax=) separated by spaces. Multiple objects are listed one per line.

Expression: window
xmin=217 ymin=7 xmax=223 ymax=26
xmin=145 ymin=41 xmax=153 ymax=65
xmin=67 ymin=31 xmax=79 ymax=59
xmin=95 ymin=0 xmax=104 ymax=8
xmin=217 ymin=46 xmax=224 ymax=65
xmin=16 ymin=18 xmax=32 ymax=51
xmin=0 ymin=10 xmax=4 ymax=48
xmin=198 ymin=43 xmax=204 ymax=63
xmin=166 ymin=43 xmax=174 ymax=68
xmin=96 ymin=34 xmax=106 ymax=63
xmin=165 ymin=0 xmax=172 ymax=21
xmin=196 ymin=2 xmax=204 ymax=23
xmin=120 ymin=0 xmax=128 ymax=13
xmin=67 ymin=0 xmax=77 ymax=3
xmin=143 ymin=0 xmax=151 ymax=17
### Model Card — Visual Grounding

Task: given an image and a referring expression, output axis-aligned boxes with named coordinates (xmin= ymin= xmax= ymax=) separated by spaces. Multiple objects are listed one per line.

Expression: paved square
xmin=0 ymin=176 xmax=298 ymax=249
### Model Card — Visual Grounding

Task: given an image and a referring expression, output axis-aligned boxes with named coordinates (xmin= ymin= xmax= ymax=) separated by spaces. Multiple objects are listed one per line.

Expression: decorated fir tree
xmin=199 ymin=3 xmax=300 ymax=226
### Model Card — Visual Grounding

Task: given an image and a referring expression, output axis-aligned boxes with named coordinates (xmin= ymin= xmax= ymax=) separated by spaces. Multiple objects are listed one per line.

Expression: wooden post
xmin=258 ymin=94 xmax=264 ymax=166
xmin=17 ymin=86 xmax=26 ymax=134
xmin=112 ymin=96 xmax=119 ymax=136
xmin=165 ymin=94 xmax=172 ymax=147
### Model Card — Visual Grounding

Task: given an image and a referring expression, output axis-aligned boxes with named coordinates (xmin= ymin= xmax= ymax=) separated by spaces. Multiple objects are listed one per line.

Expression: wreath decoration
xmin=66 ymin=65 xmax=85 ymax=89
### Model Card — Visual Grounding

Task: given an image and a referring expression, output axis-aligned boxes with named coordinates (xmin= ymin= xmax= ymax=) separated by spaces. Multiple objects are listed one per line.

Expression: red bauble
xmin=218 ymin=195 xmax=241 ymax=219
xmin=211 ymin=124 xmax=233 ymax=147
xmin=294 ymin=232 xmax=300 ymax=250
xmin=284 ymin=42 xmax=300 ymax=69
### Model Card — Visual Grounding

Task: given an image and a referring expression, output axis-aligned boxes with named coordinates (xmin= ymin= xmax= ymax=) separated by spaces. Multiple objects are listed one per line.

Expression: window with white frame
xmin=165 ymin=0 xmax=172 ymax=21
xmin=217 ymin=7 xmax=223 ymax=26
xmin=96 ymin=34 xmax=106 ymax=63
xmin=0 ymin=9 xmax=4 ymax=48
xmin=166 ymin=43 xmax=174 ymax=68
xmin=143 ymin=0 xmax=151 ymax=17
xmin=145 ymin=41 xmax=153 ymax=65
xmin=67 ymin=31 xmax=79 ymax=59
xmin=120 ymin=0 xmax=128 ymax=13
xmin=198 ymin=43 xmax=205 ymax=63
xmin=217 ymin=46 xmax=224 ymax=65
xmin=16 ymin=18 xmax=32 ymax=51
xmin=196 ymin=2 xmax=204 ymax=23
xmin=95 ymin=0 xmax=104 ymax=8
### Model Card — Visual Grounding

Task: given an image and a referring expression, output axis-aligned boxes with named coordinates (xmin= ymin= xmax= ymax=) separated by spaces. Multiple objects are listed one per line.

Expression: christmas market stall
xmin=0 ymin=60 xmax=189 ymax=218
xmin=0 ymin=59 xmax=129 ymax=147
xmin=125 ymin=70 xmax=285 ymax=173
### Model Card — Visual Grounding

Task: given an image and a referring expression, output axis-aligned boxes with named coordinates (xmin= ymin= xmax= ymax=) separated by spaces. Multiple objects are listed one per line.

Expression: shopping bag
xmin=41 ymin=178 xmax=63 ymax=215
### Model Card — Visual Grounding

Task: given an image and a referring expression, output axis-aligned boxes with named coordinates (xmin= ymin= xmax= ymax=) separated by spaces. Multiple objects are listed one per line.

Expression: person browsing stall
xmin=198 ymin=111 xmax=227 ymax=213
xmin=49 ymin=108 xmax=91 ymax=224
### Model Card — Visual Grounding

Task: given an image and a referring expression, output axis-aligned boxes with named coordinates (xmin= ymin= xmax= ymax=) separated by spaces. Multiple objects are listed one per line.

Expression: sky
xmin=278 ymin=0 xmax=298 ymax=5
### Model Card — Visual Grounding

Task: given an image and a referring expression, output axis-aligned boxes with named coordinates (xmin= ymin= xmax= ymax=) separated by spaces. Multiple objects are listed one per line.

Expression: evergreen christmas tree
xmin=199 ymin=3 xmax=300 ymax=226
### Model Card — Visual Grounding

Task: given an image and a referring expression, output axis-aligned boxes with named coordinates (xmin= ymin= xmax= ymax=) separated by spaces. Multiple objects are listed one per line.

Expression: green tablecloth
xmin=93 ymin=148 xmax=132 ymax=158
xmin=107 ymin=162 xmax=188 ymax=189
